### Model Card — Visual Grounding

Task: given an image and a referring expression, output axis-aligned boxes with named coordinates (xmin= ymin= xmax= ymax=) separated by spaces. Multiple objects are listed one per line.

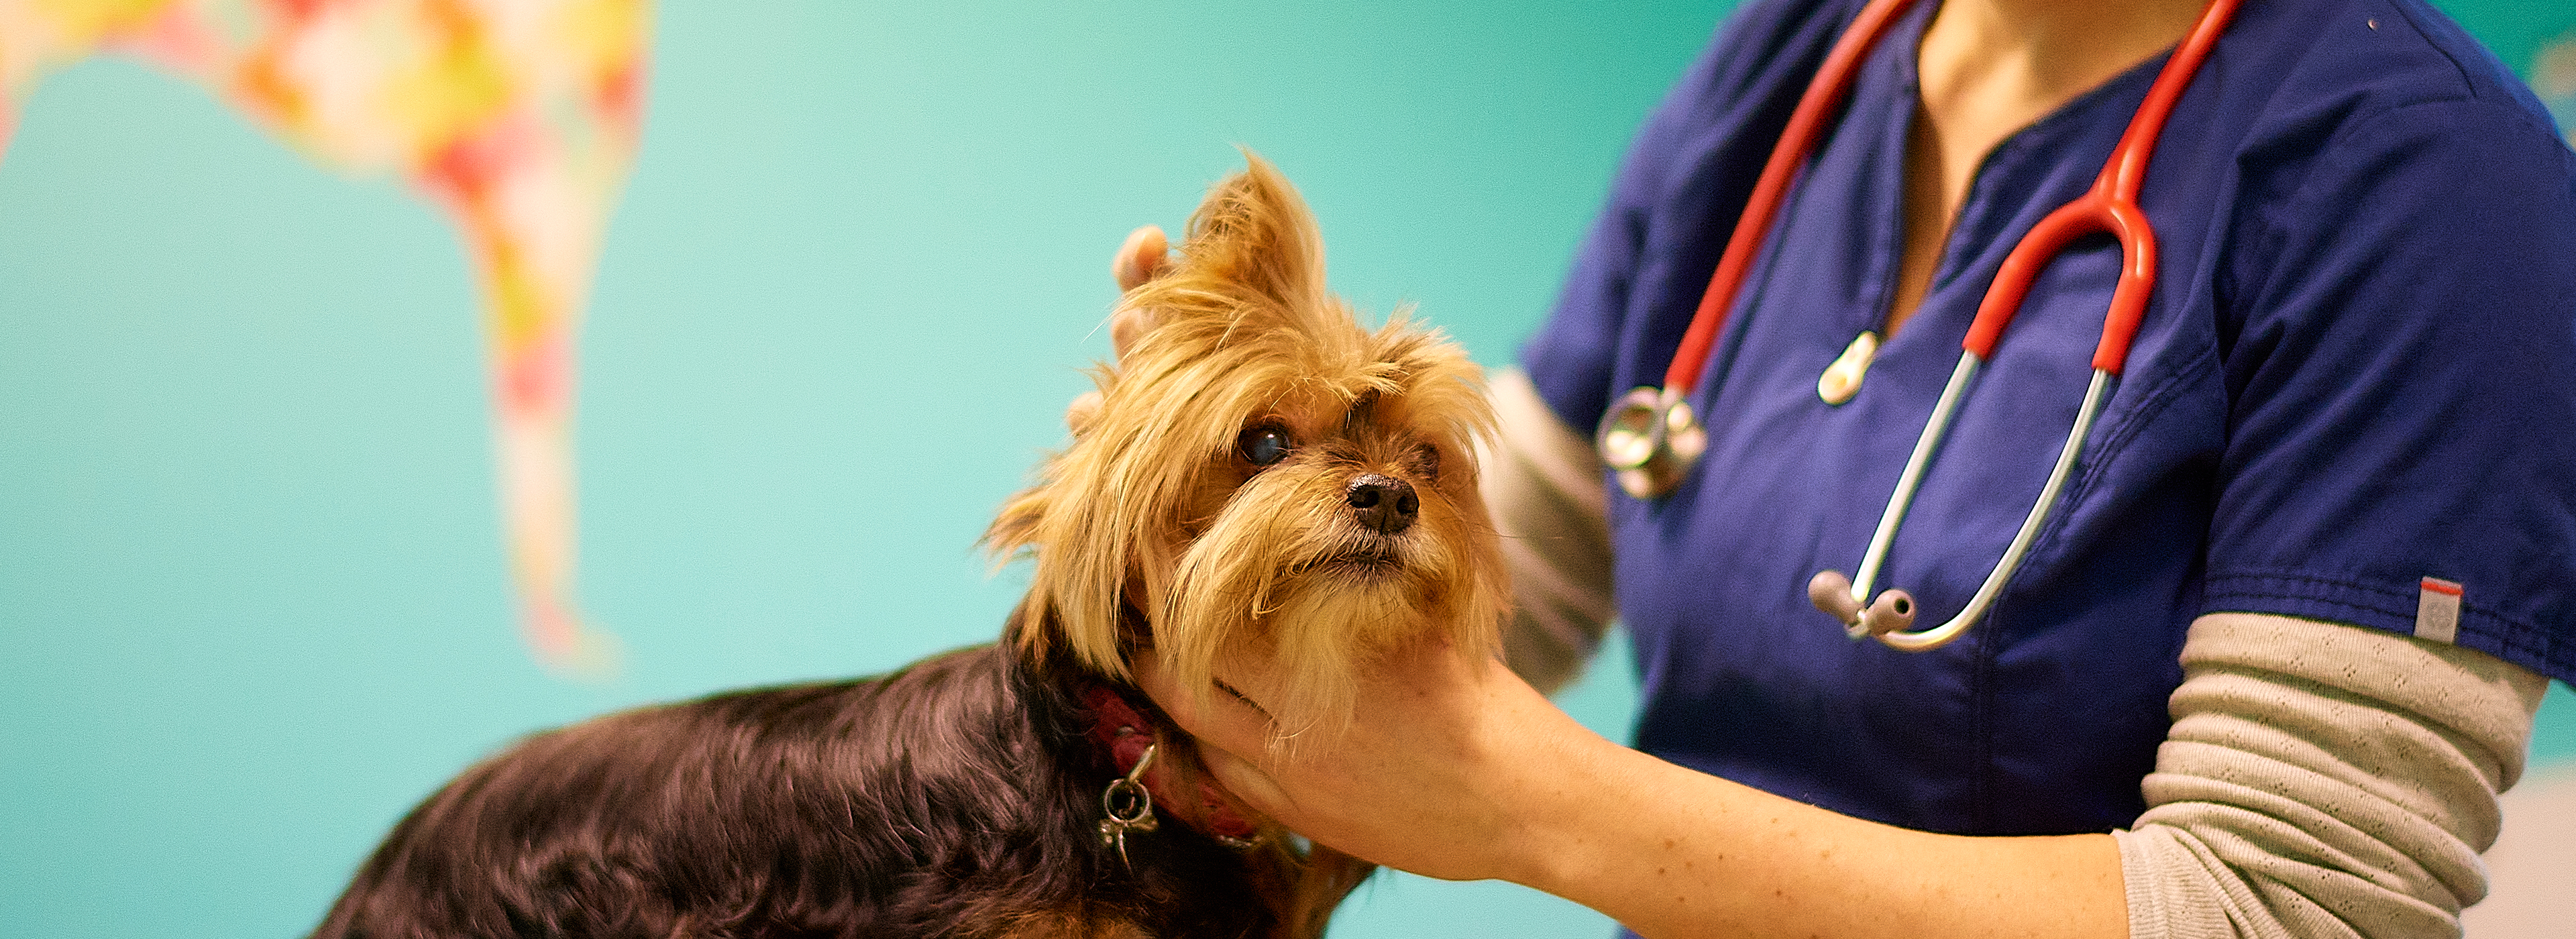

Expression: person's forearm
xmin=1483 ymin=368 xmax=1617 ymax=695
xmin=1138 ymin=636 xmax=2127 ymax=938
xmin=1503 ymin=718 xmax=2126 ymax=939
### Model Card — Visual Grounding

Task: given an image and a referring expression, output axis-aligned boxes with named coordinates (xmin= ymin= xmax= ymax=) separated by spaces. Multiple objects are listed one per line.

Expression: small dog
xmin=312 ymin=154 xmax=1508 ymax=939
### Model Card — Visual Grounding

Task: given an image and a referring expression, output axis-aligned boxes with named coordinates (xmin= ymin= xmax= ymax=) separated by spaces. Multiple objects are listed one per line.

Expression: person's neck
xmin=1881 ymin=0 xmax=2208 ymax=339
xmin=1916 ymin=0 xmax=2208 ymax=123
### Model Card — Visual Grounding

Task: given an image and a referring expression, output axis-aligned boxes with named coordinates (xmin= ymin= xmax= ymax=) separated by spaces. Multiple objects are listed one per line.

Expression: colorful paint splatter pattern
xmin=0 ymin=0 xmax=646 ymax=674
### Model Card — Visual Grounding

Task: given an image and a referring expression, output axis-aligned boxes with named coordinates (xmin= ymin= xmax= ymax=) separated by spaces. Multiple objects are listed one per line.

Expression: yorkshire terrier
xmin=311 ymin=154 xmax=1507 ymax=939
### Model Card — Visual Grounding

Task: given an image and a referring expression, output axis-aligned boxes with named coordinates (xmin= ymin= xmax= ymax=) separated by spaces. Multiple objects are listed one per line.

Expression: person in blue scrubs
xmin=1120 ymin=0 xmax=2576 ymax=935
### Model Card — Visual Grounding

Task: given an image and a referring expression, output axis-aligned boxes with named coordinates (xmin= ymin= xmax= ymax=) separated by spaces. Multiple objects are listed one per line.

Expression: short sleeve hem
xmin=2202 ymin=569 xmax=2571 ymax=683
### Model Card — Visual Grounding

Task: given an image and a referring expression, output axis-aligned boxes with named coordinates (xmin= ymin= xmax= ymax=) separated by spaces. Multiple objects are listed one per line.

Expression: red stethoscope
xmin=1594 ymin=0 xmax=2243 ymax=651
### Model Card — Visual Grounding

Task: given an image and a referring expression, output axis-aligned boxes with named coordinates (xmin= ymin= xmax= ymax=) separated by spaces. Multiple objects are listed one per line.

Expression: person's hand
xmin=1110 ymin=224 xmax=1170 ymax=296
xmin=1089 ymin=218 xmax=1589 ymax=880
xmin=1131 ymin=637 xmax=1603 ymax=884
xmin=1067 ymin=225 xmax=1173 ymax=435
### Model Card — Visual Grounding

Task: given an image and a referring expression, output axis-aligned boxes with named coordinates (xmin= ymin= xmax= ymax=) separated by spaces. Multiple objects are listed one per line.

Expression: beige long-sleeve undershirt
xmin=1477 ymin=368 xmax=2550 ymax=939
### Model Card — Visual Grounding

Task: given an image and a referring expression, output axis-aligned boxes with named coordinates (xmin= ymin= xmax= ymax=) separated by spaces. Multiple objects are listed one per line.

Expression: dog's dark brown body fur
xmin=312 ymin=630 xmax=1303 ymax=939
xmin=317 ymin=156 xmax=1491 ymax=939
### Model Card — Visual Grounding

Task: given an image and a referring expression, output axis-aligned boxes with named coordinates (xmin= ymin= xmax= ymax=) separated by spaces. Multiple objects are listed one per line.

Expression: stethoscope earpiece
xmin=1590 ymin=0 xmax=2242 ymax=652
xmin=1806 ymin=570 xmax=1917 ymax=640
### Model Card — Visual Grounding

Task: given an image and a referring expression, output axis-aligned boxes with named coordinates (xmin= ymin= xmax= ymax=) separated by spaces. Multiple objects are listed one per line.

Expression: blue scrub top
xmin=1523 ymin=0 xmax=2576 ymax=836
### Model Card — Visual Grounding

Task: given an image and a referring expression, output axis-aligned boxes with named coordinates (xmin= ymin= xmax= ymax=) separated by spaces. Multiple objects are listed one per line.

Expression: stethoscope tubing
xmin=1610 ymin=0 xmax=2245 ymax=651
xmin=1662 ymin=0 xmax=1924 ymax=397
xmin=1845 ymin=363 xmax=2112 ymax=650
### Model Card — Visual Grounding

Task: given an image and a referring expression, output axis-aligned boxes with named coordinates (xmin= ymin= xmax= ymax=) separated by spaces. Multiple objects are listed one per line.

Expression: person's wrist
xmin=1467 ymin=667 xmax=1633 ymax=891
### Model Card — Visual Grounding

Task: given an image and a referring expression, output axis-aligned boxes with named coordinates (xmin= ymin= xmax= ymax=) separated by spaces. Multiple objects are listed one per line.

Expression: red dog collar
xmin=1081 ymin=684 xmax=1263 ymax=845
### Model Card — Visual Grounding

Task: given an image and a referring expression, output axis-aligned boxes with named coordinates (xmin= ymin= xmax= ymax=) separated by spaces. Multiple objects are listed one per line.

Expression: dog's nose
xmin=1345 ymin=474 xmax=1419 ymax=535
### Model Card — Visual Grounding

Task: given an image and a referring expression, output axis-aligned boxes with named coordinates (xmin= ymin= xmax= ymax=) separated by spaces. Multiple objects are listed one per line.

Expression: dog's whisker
xmin=325 ymin=152 xmax=1490 ymax=939
xmin=1214 ymin=679 xmax=1276 ymax=720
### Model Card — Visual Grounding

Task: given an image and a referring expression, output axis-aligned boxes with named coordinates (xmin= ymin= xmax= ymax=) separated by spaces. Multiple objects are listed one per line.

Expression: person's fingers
xmin=1109 ymin=305 xmax=1157 ymax=361
xmin=1131 ymin=651 xmax=1276 ymax=760
xmin=1108 ymin=226 xmax=1170 ymax=361
xmin=1065 ymin=389 xmax=1104 ymax=437
xmin=1112 ymin=225 xmax=1169 ymax=293
xmin=1133 ymin=654 xmax=1314 ymax=830
xmin=1193 ymin=737 xmax=1298 ymax=821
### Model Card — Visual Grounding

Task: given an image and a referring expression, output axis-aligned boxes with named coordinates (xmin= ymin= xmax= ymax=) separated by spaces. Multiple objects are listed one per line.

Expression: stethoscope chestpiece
xmin=1585 ymin=0 xmax=2243 ymax=652
xmin=1597 ymin=386 xmax=1707 ymax=500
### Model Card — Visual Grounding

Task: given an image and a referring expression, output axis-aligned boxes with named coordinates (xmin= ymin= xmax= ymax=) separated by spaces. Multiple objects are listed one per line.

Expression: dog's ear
xmin=983 ymin=357 xmax=1175 ymax=679
xmin=1169 ymin=150 xmax=1328 ymax=321
xmin=1119 ymin=152 xmax=1347 ymax=350
xmin=981 ymin=362 xmax=1134 ymax=675
xmin=985 ymin=152 xmax=1352 ymax=681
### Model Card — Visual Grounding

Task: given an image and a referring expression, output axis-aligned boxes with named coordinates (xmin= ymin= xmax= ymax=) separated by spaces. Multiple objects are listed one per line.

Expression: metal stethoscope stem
xmin=1596 ymin=0 xmax=2243 ymax=651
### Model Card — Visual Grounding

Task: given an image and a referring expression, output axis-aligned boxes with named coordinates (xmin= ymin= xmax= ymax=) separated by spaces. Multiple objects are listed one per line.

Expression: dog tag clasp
xmin=1097 ymin=740 xmax=1161 ymax=867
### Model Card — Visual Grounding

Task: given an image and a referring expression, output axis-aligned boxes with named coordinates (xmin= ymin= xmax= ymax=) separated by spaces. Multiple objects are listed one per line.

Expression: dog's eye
xmin=1238 ymin=426 xmax=1291 ymax=467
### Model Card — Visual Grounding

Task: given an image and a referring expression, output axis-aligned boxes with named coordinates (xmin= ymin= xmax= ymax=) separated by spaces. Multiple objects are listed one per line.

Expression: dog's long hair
xmin=314 ymin=155 xmax=1504 ymax=939
xmin=989 ymin=155 xmax=1505 ymax=739
xmin=313 ymin=647 xmax=1315 ymax=938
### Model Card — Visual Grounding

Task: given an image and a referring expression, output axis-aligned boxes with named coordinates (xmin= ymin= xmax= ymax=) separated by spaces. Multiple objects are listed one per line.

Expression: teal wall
xmin=1 ymin=3 xmax=2569 ymax=938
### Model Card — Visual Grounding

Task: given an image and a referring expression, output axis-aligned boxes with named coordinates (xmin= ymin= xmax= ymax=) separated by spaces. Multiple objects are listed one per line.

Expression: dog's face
xmin=988 ymin=156 xmax=1505 ymax=739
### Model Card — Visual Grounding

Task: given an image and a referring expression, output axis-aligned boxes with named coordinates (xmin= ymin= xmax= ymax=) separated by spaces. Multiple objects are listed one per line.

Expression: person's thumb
xmin=1112 ymin=225 xmax=1169 ymax=294
xmin=1194 ymin=740 xmax=1297 ymax=824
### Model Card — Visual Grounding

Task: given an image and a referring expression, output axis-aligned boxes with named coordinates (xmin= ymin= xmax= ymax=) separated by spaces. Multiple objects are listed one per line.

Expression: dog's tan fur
xmin=317 ymin=154 xmax=1496 ymax=939
xmin=988 ymin=154 xmax=1507 ymax=746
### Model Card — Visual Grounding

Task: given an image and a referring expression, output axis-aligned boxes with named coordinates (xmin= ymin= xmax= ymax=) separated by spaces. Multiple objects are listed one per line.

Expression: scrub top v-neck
xmin=1523 ymin=0 xmax=2576 ymax=836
